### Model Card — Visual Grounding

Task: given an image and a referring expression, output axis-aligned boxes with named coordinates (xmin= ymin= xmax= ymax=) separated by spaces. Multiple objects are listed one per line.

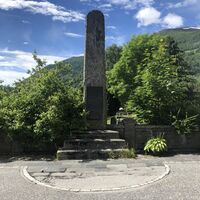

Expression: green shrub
xmin=144 ymin=134 xmax=167 ymax=154
xmin=107 ymin=34 xmax=197 ymax=125
xmin=171 ymin=111 xmax=198 ymax=135
xmin=0 ymin=55 xmax=86 ymax=150
xmin=108 ymin=148 xmax=136 ymax=159
xmin=119 ymin=148 xmax=136 ymax=158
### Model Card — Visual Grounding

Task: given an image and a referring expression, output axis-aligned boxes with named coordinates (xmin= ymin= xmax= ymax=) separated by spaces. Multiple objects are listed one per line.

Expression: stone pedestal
xmin=84 ymin=10 xmax=107 ymax=129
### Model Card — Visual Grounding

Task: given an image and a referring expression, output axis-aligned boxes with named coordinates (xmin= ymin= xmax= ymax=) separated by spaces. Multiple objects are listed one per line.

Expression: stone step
xmin=69 ymin=130 xmax=120 ymax=139
xmin=57 ymin=149 xmax=126 ymax=160
xmin=63 ymin=139 xmax=127 ymax=150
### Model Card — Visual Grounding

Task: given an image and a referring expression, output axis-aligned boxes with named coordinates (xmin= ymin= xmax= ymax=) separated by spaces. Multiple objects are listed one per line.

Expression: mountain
xmin=49 ymin=28 xmax=200 ymax=77
xmin=48 ymin=56 xmax=84 ymax=74
xmin=63 ymin=56 xmax=84 ymax=74
xmin=160 ymin=28 xmax=200 ymax=74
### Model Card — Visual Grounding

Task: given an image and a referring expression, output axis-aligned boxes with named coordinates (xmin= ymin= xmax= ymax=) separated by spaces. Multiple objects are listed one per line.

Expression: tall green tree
xmin=0 ymin=55 xmax=86 ymax=150
xmin=106 ymin=44 xmax=122 ymax=116
xmin=106 ymin=44 xmax=122 ymax=70
xmin=107 ymin=34 xmax=197 ymax=124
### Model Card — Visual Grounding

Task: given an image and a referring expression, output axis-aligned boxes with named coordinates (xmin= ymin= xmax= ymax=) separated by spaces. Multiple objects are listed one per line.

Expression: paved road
xmin=0 ymin=154 xmax=200 ymax=200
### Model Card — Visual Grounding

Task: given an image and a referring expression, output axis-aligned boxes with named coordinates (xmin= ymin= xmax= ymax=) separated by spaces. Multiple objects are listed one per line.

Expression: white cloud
xmin=22 ymin=20 xmax=30 ymax=24
xmin=168 ymin=0 xmax=197 ymax=8
xmin=99 ymin=3 xmax=113 ymax=12
xmin=99 ymin=3 xmax=112 ymax=8
xmin=107 ymin=25 xmax=117 ymax=29
xmin=0 ymin=0 xmax=84 ymax=23
xmin=0 ymin=49 xmax=85 ymax=85
xmin=0 ymin=49 xmax=66 ymax=71
xmin=163 ymin=13 xmax=183 ymax=28
xmin=106 ymin=35 xmax=126 ymax=45
xmin=23 ymin=42 xmax=29 ymax=45
xmin=135 ymin=6 xmax=184 ymax=28
xmin=0 ymin=70 xmax=29 ymax=85
xmin=135 ymin=7 xmax=161 ymax=27
xmin=0 ymin=49 xmax=67 ymax=85
xmin=64 ymin=32 xmax=83 ymax=38
xmin=106 ymin=0 xmax=154 ymax=10
xmin=183 ymin=26 xmax=200 ymax=30
xmin=80 ymin=0 xmax=154 ymax=10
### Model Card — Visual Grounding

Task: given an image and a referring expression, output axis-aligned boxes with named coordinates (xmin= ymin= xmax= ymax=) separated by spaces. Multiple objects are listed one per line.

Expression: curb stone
xmin=21 ymin=163 xmax=170 ymax=193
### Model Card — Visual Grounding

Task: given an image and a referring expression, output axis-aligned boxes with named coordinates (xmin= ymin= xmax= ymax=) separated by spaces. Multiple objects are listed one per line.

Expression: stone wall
xmin=134 ymin=125 xmax=200 ymax=152
xmin=110 ymin=122 xmax=200 ymax=152
xmin=0 ymin=133 xmax=22 ymax=155
xmin=0 ymin=132 xmax=56 ymax=155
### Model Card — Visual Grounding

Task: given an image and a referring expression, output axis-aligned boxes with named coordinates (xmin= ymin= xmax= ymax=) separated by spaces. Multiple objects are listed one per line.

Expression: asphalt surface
xmin=0 ymin=154 xmax=200 ymax=200
xmin=24 ymin=159 xmax=169 ymax=192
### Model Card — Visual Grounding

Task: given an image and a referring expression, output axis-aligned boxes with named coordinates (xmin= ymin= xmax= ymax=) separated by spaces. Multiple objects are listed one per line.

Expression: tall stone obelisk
xmin=84 ymin=10 xmax=106 ymax=129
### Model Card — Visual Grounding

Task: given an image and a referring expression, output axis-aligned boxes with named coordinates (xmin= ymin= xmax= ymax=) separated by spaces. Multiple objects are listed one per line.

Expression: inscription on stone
xmin=86 ymin=87 xmax=103 ymax=120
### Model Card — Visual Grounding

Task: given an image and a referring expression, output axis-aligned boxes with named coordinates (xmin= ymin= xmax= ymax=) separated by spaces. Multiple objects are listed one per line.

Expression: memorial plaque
xmin=86 ymin=87 xmax=103 ymax=120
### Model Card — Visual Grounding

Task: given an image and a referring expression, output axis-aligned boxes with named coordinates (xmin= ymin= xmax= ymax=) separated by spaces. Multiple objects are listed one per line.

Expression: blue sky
xmin=0 ymin=0 xmax=200 ymax=85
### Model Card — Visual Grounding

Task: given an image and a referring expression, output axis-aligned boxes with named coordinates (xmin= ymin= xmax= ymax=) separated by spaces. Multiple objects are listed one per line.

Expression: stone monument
xmin=83 ymin=10 xmax=106 ymax=129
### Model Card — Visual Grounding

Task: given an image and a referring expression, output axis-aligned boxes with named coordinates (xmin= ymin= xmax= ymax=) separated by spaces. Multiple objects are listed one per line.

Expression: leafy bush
xmin=0 ymin=55 xmax=86 ymax=150
xmin=119 ymin=148 xmax=136 ymax=158
xmin=108 ymin=148 xmax=136 ymax=159
xmin=144 ymin=134 xmax=167 ymax=154
xmin=107 ymin=34 xmax=197 ymax=125
xmin=172 ymin=110 xmax=198 ymax=134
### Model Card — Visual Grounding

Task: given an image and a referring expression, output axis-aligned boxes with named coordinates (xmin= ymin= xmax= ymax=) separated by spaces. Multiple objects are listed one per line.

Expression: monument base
xmin=57 ymin=129 xmax=127 ymax=160
xmin=87 ymin=120 xmax=106 ymax=130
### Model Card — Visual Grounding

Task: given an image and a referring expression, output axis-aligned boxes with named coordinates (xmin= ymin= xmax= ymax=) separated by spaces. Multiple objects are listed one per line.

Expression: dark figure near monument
xmin=84 ymin=10 xmax=107 ymax=129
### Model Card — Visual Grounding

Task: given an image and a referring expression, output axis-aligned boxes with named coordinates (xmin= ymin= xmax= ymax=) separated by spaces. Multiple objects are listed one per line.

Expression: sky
xmin=0 ymin=0 xmax=200 ymax=85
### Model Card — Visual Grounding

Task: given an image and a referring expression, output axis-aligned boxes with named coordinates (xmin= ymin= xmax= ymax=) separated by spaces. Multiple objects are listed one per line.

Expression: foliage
xmin=47 ymin=46 xmax=123 ymax=116
xmin=171 ymin=110 xmax=198 ymax=134
xmin=144 ymin=134 xmax=167 ymax=154
xmin=107 ymin=34 xmax=197 ymax=124
xmin=48 ymin=56 xmax=83 ymax=75
xmin=106 ymin=44 xmax=123 ymax=71
xmin=107 ymin=91 xmax=121 ymax=117
xmin=119 ymin=148 xmax=136 ymax=158
xmin=108 ymin=148 xmax=136 ymax=159
xmin=160 ymin=28 xmax=200 ymax=74
xmin=46 ymin=45 xmax=122 ymax=86
xmin=106 ymin=45 xmax=122 ymax=116
xmin=0 ymin=55 xmax=86 ymax=150
xmin=0 ymin=81 xmax=12 ymax=133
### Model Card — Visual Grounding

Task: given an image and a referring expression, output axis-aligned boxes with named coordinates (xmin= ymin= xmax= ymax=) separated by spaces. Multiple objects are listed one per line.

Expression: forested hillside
xmin=160 ymin=28 xmax=200 ymax=74
xmin=63 ymin=56 xmax=84 ymax=74
xmin=52 ymin=28 xmax=200 ymax=77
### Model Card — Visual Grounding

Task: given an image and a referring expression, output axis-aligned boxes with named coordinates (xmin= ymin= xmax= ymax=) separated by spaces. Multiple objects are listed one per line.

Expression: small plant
xmin=108 ymin=148 xmax=136 ymax=159
xmin=119 ymin=148 xmax=136 ymax=158
xmin=171 ymin=110 xmax=198 ymax=135
xmin=108 ymin=150 xmax=116 ymax=159
xmin=144 ymin=133 xmax=167 ymax=154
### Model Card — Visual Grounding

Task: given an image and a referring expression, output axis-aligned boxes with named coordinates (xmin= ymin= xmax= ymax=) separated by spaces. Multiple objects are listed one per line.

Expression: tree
xmin=107 ymin=34 xmax=197 ymax=124
xmin=106 ymin=44 xmax=123 ymax=116
xmin=106 ymin=44 xmax=122 ymax=70
xmin=0 ymin=81 xmax=13 ymax=133
xmin=0 ymin=55 xmax=86 ymax=150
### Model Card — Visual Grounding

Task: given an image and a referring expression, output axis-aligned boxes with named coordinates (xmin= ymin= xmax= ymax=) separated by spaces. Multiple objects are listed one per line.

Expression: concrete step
xmin=56 ymin=129 xmax=127 ymax=160
xmin=63 ymin=139 xmax=127 ymax=150
xmin=69 ymin=130 xmax=120 ymax=139
xmin=57 ymin=149 xmax=127 ymax=160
